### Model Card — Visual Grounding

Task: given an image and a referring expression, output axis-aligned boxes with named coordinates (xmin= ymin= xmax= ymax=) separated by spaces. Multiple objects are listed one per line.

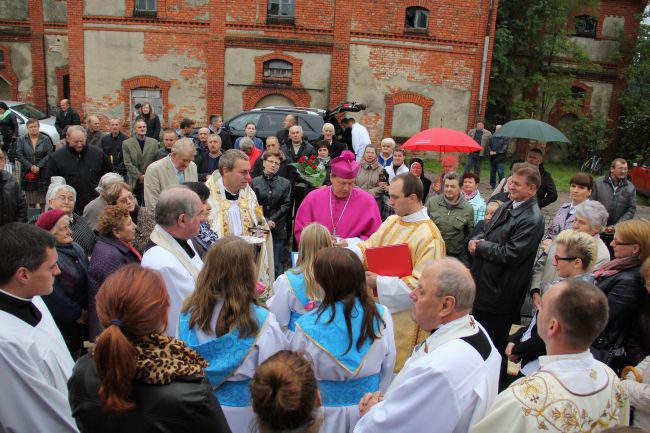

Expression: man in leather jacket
xmin=468 ymin=162 xmax=544 ymax=382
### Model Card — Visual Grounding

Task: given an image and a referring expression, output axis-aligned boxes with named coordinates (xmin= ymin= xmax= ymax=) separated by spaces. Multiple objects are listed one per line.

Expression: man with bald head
xmin=85 ymin=115 xmax=104 ymax=148
xmin=355 ymin=258 xmax=501 ymax=433
xmin=141 ymin=185 xmax=204 ymax=336
xmin=276 ymin=114 xmax=297 ymax=147
xmin=123 ymin=119 xmax=159 ymax=204
xmin=144 ymin=137 xmax=198 ymax=207
xmin=54 ymin=99 xmax=81 ymax=135
xmin=100 ymin=117 xmax=128 ymax=176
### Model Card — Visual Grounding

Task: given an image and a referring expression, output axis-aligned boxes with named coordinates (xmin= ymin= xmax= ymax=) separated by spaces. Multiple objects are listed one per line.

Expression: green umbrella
xmin=493 ymin=119 xmax=570 ymax=143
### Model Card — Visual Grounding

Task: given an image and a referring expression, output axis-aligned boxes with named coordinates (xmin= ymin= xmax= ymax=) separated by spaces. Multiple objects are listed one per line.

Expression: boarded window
xmin=263 ymin=60 xmax=293 ymax=84
xmin=131 ymin=88 xmax=163 ymax=125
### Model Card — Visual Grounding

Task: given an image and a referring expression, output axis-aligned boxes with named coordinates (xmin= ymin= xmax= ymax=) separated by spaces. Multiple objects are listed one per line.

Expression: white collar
xmin=0 ymin=288 xmax=32 ymax=301
xmin=537 ymin=350 xmax=610 ymax=394
xmin=401 ymin=207 xmax=429 ymax=223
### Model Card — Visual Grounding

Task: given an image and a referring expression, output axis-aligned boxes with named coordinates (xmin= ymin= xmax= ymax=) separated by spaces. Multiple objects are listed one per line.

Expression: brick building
xmin=0 ymin=0 xmax=500 ymax=142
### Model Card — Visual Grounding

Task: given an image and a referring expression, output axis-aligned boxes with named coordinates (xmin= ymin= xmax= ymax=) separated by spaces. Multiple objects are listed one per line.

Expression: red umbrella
xmin=401 ymin=128 xmax=482 ymax=153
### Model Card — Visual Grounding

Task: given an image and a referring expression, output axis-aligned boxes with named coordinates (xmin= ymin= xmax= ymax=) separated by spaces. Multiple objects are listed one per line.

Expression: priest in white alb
xmin=470 ymin=278 xmax=630 ymax=433
xmin=349 ymin=172 xmax=446 ymax=369
xmin=294 ymin=150 xmax=381 ymax=245
xmin=354 ymin=258 xmax=501 ymax=433
xmin=0 ymin=223 xmax=78 ymax=433
xmin=206 ymin=149 xmax=274 ymax=297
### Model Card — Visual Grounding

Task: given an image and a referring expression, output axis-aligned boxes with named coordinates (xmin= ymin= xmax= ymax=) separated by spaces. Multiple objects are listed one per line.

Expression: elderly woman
xmin=322 ymin=122 xmax=346 ymax=158
xmin=239 ymin=136 xmax=263 ymax=167
xmin=68 ymin=265 xmax=232 ymax=433
xmin=103 ymin=181 xmax=154 ymax=253
xmin=592 ymin=218 xmax=650 ymax=368
xmin=234 ymin=122 xmax=264 ymax=151
xmin=461 ymin=172 xmax=486 ymax=223
xmin=355 ymin=146 xmax=385 ymax=210
xmin=530 ymin=200 xmax=611 ymax=300
xmin=377 ymin=137 xmax=395 ymax=168
xmin=36 ymin=209 xmax=89 ymax=358
xmin=182 ymin=181 xmax=219 ymax=260
xmin=44 ymin=182 xmax=96 ymax=256
xmin=15 ymin=118 xmax=54 ymax=207
xmin=409 ymin=158 xmax=431 ymax=202
xmin=82 ymin=172 xmax=125 ymax=231
xmin=87 ymin=205 xmax=141 ymax=340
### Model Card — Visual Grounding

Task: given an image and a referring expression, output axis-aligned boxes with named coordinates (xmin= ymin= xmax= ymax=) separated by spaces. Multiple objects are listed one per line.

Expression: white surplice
xmin=290 ymin=308 xmax=396 ymax=433
xmin=267 ymin=272 xmax=311 ymax=337
xmin=354 ymin=315 xmax=501 ymax=433
xmin=471 ymin=351 xmax=630 ymax=433
xmin=192 ymin=301 xmax=289 ymax=433
xmin=141 ymin=225 xmax=203 ymax=337
xmin=0 ymin=295 xmax=78 ymax=433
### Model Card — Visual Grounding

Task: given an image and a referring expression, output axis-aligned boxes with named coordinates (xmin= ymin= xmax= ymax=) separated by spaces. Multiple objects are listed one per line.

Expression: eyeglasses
xmin=117 ymin=194 xmax=135 ymax=204
xmin=54 ymin=195 xmax=75 ymax=203
xmin=613 ymin=239 xmax=637 ymax=246
xmin=554 ymin=255 xmax=577 ymax=262
xmin=265 ymin=160 xmax=281 ymax=166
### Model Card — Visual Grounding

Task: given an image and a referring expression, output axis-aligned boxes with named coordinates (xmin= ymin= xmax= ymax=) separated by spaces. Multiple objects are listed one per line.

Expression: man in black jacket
xmin=45 ymin=126 xmax=109 ymax=214
xmin=251 ymin=150 xmax=291 ymax=278
xmin=468 ymin=162 xmax=545 ymax=381
xmin=54 ymin=99 xmax=81 ymax=136
xmin=526 ymin=148 xmax=557 ymax=208
xmin=208 ymin=114 xmax=232 ymax=151
xmin=0 ymin=152 xmax=26 ymax=225
xmin=100 ymin=118 xmax=128 ymax=177
xmin=275 ymin=114 xmax=297 ymax=148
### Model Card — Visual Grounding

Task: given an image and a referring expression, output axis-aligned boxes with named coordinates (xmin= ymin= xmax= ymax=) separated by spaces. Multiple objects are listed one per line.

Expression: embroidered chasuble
xmin=206 ymin=176 xmax=274 ymax=298
xmin=357 ymin=212 xmax=445 ymax=370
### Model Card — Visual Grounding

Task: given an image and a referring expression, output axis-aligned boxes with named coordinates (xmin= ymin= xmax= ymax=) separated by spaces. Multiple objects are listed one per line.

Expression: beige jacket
xmin=122 ymin=136 xmax=159 ymax=189
xmin=143 ymin=156 xmax=198 ymax=207
xmin=355 ymin=161 xmax=384 ymax=207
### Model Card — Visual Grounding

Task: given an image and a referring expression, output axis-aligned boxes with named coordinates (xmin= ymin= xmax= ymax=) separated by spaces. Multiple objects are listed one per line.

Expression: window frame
xmin=134 ymin=0 xmax=158 ymax=17
xmin=262 ymin=59 xmax=293 ymax=85
xmin=573 ymin=15 xmax=597 ymax=38
xmin=404 ymin=6 xmax=429 ymax=34
xmin=267 ymin=0 xmax=295 ymax=25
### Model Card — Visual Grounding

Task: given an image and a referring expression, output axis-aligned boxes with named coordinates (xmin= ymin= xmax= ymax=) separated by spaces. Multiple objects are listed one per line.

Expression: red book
xmin=366 ymin=243 xmax=413 ymax=278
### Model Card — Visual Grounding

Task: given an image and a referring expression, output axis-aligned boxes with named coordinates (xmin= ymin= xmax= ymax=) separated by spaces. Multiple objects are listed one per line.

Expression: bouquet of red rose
xmin=290 ymin=154 xmax=327 ymax=187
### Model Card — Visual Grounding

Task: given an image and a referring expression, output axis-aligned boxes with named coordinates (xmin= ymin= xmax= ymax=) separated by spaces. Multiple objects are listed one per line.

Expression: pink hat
xmin=35 ymin=209 xmax=67 ymax=231
xmin=330 ymin=150 xmax=360 ymax=179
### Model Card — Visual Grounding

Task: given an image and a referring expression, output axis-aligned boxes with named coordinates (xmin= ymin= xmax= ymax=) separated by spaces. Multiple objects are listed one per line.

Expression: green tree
xmin=618 ymin=15 xmax=650 ymax=161
xmin=487 ymin=0 xmax=599 ymax=125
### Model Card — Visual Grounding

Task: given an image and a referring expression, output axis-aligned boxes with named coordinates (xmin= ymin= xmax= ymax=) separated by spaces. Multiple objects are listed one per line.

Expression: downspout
xmin=476 ymin=0 xmax=495 ymax=122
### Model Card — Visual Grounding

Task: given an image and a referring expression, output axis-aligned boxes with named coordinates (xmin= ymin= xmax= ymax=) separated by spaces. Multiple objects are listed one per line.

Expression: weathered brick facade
xmin=0 ymin=0 xmax=638 ymax=142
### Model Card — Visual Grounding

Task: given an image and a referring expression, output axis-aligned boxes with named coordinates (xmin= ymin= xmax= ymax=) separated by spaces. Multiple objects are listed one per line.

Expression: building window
xmin=405 ymin=7 xmax=429 ymax=33
xmin=570 ymin=86 xmax=586 ymax=100
xmin=574 ymin=15 xmax=597 ymax=38
xmin=263 ymin=60 xmax=293 ymax=84
xmin=267 ymin=0 xmax=294 ymax=25
xmin=134 ymin=0 xmax=157 ymax=17
xmin=0 ymin=51 xmax=4 ymax=69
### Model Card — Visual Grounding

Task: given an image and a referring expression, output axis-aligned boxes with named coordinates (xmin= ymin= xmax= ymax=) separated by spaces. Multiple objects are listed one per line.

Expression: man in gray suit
xmin=123 ymin=119 xmax=159 ymax=204
xmin=144 ymin=138 xmax=198 ymax=207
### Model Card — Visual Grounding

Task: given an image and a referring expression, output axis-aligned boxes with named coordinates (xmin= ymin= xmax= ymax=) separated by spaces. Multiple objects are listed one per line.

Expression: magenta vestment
xmin=294 ymin=186 xmax=381 ymax=243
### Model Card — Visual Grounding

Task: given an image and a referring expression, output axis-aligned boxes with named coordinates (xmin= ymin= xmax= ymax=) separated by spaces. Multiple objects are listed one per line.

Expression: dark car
xmin=223 ymin=102 xmax=365 ymax=145
xmin=630 ymin=158 xmax=650 ymax=197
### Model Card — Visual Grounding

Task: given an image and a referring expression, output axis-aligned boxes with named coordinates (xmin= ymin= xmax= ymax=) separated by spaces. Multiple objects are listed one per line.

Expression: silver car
xmin=2 ymin=100 xmax=60 ymax=147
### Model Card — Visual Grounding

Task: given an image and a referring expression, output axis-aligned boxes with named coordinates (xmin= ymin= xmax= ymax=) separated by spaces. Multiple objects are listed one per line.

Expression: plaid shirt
xmin=543 ymin=201 xmax=578 ymax=241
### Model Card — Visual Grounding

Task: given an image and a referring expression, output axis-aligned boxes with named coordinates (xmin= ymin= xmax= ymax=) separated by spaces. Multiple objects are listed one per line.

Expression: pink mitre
xmin=330 ymin=150 xmax=360 ymax=179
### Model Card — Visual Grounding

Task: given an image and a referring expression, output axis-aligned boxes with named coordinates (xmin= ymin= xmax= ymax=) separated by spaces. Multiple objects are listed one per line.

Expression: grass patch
xmin=418 ymin=155 xmax=584 ymax=193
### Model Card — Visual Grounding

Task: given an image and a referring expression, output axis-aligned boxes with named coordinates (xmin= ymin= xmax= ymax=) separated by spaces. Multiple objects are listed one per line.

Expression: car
xmin=630 ymin=158 xmax=650 ymax=197
xmin=2 ymin=100 xmax=61 ymax=148
xmin=223 ymin=102 xmax=366 ymax=145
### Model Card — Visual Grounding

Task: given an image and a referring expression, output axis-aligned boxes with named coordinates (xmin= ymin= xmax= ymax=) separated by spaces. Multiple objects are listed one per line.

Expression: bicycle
xmin=581 ymin=150 xmax=603 ymax=175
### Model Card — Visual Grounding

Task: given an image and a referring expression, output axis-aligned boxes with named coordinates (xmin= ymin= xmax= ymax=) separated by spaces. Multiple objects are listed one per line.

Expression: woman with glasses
xmin=15 ymin=118 xmax=54 ymax=207
xmin=592 ymin=219 xmax=650 ymax=369
xmin=103 ymin=181 xmax=154 ymax=253
xmin=43 ymin=182 xmax=96 ymax=256
xmin=87 ymin=205 xmax=141 ymax=341
xmin=506 ymin=229 xmax=597 ymax=375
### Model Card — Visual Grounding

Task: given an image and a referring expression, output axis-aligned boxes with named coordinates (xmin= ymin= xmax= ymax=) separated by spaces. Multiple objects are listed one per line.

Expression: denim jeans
xmin=464 ymin=152 xmax=482 ymax=176
xmin=489 ymin=158 xmax=505 ymax=188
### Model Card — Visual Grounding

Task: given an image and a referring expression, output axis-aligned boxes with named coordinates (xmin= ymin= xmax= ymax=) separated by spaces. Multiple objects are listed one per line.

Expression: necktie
xmin=176 ymin=170 xmax=185 ymax=183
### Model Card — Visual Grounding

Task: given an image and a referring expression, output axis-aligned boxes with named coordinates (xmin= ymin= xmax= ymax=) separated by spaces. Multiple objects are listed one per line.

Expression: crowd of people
xmin=0 ymin=99 xmax=649 ymax=433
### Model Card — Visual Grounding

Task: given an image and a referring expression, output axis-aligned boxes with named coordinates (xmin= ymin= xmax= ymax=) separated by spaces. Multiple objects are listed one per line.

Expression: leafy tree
xmin=487 ymin=0 xmax=599 ymax=125
xmin=565 ymin=112 xmax=610 ymax=160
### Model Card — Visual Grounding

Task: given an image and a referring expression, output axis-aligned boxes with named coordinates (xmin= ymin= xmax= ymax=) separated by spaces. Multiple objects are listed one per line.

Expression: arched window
xmin=405 ymin=7 xmax=429 ymax=33
xmin=574 ymin=15 xmax=597 ymax=38
xmin=570 ymin=86 xmax=586 ymax=101
xmin=263 ymin=60 xmax=293 ymax=84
